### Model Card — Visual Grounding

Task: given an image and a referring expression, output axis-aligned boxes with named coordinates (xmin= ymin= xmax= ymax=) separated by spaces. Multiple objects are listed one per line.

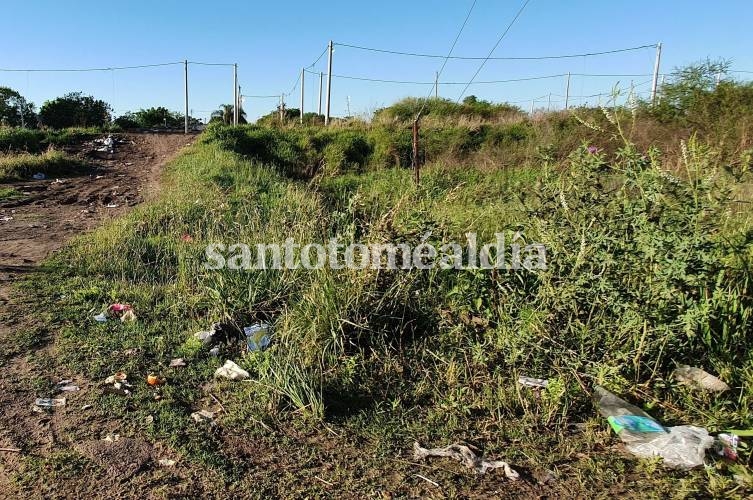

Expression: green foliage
xmin=374 ymin=95 xmax=523 ymax=122
xmin=0 ymin=127 xmax=100 ymax=153
xmin=210 ymin=104 xmax=247 ymax=125
xmin=0 ymin=150 xmax=88 ymax=182
xmin=39 ymin=92 xmax=111 ymax=129
xmin=0 ymin=87 xmax=37 ymax=128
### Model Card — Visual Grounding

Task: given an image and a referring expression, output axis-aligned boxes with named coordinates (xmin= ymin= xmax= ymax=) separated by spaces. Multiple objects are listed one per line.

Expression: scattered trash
xmin=169 ymin=358 xmax=187 ymax=368
xmin=215 ymin=360 xmax=250 ymax=380
xmin=0 ymin=216 xmax=13 ymax=222
xmin=146 ymin=374 xmax=161 ymax=386
xmin=518 ymin=376 xmax=549 ymax=389
xmin=194 ymin=322 xmax=242 ymax=347
xmin=120 ymin=310 xmax=137 ymax=323
xmin=244 ymin=322 xmax=272 ymax=351
xmin=105 ymin=203 xmax=119 ymax=209
xmin=32 ymin=172 xmax=46 ymax=180
xmin=673 ymin=366 xmax=730 ymax=393
xmin=103 ymin=372 xmax=132 ymax=395
xmin=191 ymin=409 xmax=214 ymax=423
xmin=103 ymin=433 xmax=120 ymax=443
xmin=181 ymin=234 xmax=193 ymax=242
xmin=93 ymin=313 xmax=108 ymax=323
xmin=104 ymin=372 xmax=128 ymax=384
xmin=594 ymin=386 xmax=714 ymax=468
xmin=58 ymin=384 xmax=80 ymax=392
xmin=109 ymin=303 xmax=132 ymax=314
xmin=158 ymin=458 xmax=177 ymax=467
xmin=413 ymin=442 xmax=519 ymax=478
xmin=716 ymin=433 xmax=740 ymax=461
xmin=35 ymin=398 xmax=66 ymax=408
xmin=81 ymin=404 xmax=92 ymax=410
xmin=209 ymin=347 xmax=220 ymax=357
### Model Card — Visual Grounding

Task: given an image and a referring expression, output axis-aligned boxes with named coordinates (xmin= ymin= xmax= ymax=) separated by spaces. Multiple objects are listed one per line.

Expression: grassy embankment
xmin=0 ymin=127 xmax=100 ymax=182
xmin=7 ymin=85 xmax=753 ymax=495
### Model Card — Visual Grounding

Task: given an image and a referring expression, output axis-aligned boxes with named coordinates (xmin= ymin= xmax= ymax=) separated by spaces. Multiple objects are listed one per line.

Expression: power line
xmin=303 ymin=69 xmax=657 ymax=86
xmin=457 ymin=0 xmax=533 ymax=102
xmin=334 ymin=41 xmax=657 ymax=61
xmin=307 ymin=46 xmax=329 ymax=69
xmin=188 ymin=61 xmax=235 ymax=67
xmin=0 ymin=61 xmax=184 ymax=72
xmin=417 ymin=0 xmax=477 ymax=118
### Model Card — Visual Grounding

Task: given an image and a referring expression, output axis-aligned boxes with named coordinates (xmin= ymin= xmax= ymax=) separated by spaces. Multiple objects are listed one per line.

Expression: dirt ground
xmin=0 ymin=133 xmax=196 ymax=498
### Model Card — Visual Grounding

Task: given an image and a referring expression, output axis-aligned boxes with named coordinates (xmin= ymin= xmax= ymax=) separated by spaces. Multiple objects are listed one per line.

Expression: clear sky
xmin=1 ymin=1 xmax=751 ymax=121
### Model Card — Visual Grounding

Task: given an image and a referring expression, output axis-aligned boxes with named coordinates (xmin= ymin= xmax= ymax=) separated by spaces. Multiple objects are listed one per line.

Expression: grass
xmin=5 ymin=113 xmax=753 ymax=496
xmin=0 ymin=186 xmax=24 ymax=201
xmin=0 ymin=150 xmax=88 ymax=182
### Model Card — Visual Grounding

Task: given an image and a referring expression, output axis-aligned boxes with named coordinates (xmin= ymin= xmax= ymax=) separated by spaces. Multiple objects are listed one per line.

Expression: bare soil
xmin=0 ymin=133 xmax=197 ymax=498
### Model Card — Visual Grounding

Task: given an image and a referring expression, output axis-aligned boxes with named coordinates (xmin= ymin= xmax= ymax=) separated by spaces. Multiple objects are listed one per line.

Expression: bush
xmin=39 ymin=92 xmax=111 ymax=129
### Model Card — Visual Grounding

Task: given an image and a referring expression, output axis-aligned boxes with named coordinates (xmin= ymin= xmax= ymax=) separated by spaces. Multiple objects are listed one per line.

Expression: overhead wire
xmin=304 ymin=69 xmax=659 ymax=85
xmin=416 ymin=0 xmax=478 ymax=118
xmin=456 ymin=0 xmax=533 ymax=102
xmin=0 ymin=61 xmax=184 ymax=72
xmin=333 ymin=41 xmax=657 ymax=61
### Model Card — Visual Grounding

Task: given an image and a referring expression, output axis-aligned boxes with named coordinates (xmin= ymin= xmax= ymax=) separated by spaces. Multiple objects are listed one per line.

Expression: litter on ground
xmin=215 ymin=360 xmax=250 ymax=380
xmin=244 ymin=322 xmax=272 ymax=351
xmin=673 ymin=366 xmax=730 ymax=393
xmin=518 ymin=376 xmax=549 ymax=388
xmin=35 ymin=398 xmax=66 ymax=408
xmin=594 ymin=386 xmax=714 ymax=468
xmin=413 ymin=442 xmax=519 ymax=478
xmin=169 ymin=358 xmax=186 ymax=368
xmin=191 ymin=409 xmax=214 ymax=423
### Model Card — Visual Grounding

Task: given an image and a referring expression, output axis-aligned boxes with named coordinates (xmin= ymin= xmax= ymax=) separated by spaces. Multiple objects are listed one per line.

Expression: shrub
xmin=39 ymin=92 xmax=111 ymax=129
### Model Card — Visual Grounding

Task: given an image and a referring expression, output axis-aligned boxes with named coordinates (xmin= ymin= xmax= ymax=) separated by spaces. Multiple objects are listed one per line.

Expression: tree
xmin=39 ymin=92 xmax=112 ymax=129
xmin=133 ymin=107 xmax=183 ymax=128
xmin=210 ymin=104 xmax=246 ymax=124
xmin=0 ymin=87 xmax=37 ymax=128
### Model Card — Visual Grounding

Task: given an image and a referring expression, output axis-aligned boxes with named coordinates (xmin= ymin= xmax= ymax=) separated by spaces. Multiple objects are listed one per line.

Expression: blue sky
xmin=1 ymin=1 xmax=751 ymax=121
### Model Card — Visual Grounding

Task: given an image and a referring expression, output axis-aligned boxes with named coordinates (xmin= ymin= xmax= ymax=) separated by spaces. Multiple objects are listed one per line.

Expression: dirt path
xmin=0 ymin=133 xmax=194 ymax=497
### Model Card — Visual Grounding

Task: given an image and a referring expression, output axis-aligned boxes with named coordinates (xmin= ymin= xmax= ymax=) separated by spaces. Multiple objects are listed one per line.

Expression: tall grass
xmin=0 ymin=150 xmax=87 ymax=182
xmin=19 ymin=111 xmax=753 ymax=494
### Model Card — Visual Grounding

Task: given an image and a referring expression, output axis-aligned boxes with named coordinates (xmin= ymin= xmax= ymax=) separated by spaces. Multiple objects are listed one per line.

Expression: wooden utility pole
xmin=434 ymin=71 xmax=439 ymax=99
xmin=184 ymin=60 xmax=189 ymax=134
xmin=279 ymin=95 xmax=286 ymax=124
xmin=300 ymin=68 xmax=305 ymax=124
xmin=238 ymin=85 xmax=242 ymax=123
xmin=325 ymin=40 xmax=333 ymax=125
xmin=233 ymin=63 xmax=238 ymax=125
xmin=650 ymin=42 xmax=662 ymax=105
xmin=318 ymin=72 xmax=323 ymax=116
xmin=547 ymin=93 xmax=551 ymax=112
xmin=412 ymin=119 xmax=420 ymax=185
xmin=565 ymin=72 xmax=571 ymax=110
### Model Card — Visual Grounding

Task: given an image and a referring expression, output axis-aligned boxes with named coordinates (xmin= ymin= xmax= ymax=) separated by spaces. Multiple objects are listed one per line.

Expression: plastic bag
xmin=594 ymin=386 xmax=713 ymax=468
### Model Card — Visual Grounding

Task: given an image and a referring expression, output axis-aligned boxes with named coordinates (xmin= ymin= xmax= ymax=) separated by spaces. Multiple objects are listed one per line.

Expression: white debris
xmin=673 ymin=366 xmax=730 ymax=392
xmin=413 ymin=442 xmax=519 ymax=479
xmin=518 ymin=376 xmax=549 ymax=389
xmin=191 ymin=409 xmax=214 ymax=423
xmin=214 ymin=360 xmax=249 ymax=381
